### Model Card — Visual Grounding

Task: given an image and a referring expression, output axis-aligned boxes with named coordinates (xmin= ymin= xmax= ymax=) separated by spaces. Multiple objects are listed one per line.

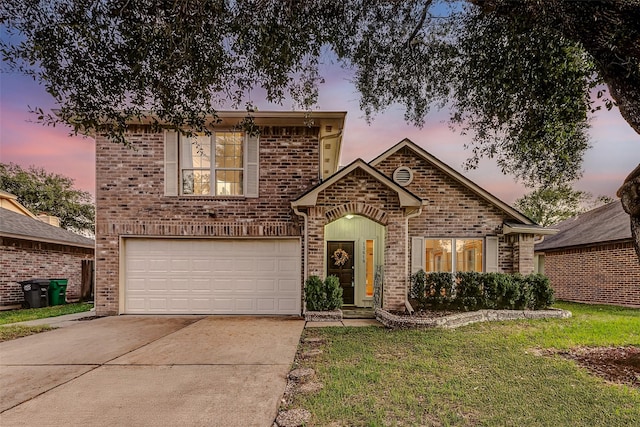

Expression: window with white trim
xmin=164 ymin=130 xmax=259 ymax=198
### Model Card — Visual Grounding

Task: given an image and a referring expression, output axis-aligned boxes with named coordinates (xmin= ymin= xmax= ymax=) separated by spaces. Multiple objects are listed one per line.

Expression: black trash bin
xmin=19 ymin=279 xmax=50 ymax=308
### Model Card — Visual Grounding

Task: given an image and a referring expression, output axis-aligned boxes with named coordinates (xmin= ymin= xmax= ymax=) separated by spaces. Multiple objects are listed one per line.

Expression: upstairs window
xmin=181 ymin=132 xmax=244 ymax=196
xmin=164 ymin=130 xmax=259 ymax=198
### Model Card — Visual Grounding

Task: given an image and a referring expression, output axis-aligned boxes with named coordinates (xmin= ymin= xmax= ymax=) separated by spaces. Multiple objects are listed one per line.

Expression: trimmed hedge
xmin=305 ymin=275 xmax=343 ymax=311
xmin=409 ymin=270 xmax=554 ymax=311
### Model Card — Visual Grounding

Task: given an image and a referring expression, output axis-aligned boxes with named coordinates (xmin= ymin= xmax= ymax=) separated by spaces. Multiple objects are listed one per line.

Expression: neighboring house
xmin=535 ymin=201 xmax=640 ymax=308
xmin=94 ymin=111 xmax=554 ymax=316
xmin=0 ymin=191 xmax=95 ymax=307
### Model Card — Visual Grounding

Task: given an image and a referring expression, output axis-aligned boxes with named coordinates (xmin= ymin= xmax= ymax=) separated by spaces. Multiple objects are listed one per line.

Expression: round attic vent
xmin=393 ymin=166 xmax=414 ymax=186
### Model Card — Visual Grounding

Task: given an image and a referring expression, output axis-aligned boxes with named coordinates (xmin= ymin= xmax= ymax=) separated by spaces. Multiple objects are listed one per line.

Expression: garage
xmin=123 ymin=238 xmax=301 ymax=314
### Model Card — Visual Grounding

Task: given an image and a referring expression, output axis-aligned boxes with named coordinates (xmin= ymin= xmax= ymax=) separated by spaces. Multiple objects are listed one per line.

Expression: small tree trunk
xmin=618 ymin=164 xmax=640 ymax=262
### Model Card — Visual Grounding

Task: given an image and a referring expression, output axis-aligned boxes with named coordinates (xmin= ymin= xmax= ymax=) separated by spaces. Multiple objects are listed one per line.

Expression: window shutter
xmin=164 ymin=130 xmax=179 ymax=196
xmin=485 ymin=236 xmax=499 ymax=272
xmin=411 ymin=237 xmax=424 ymax=274
xmin=245 ymin=134 xmax=259 ymax=198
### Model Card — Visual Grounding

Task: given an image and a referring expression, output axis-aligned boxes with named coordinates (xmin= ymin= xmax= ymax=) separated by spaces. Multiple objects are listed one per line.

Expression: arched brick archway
xmin=325 ymin=202 xmax=389 ymax=226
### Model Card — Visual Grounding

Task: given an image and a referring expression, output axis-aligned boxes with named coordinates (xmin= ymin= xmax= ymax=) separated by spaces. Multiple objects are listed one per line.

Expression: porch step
xmin=341 ymin=307 xmax=376 ymax=319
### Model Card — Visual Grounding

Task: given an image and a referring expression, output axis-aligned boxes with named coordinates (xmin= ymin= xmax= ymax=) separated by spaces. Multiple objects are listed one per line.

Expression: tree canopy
xmin=0 ymin=163 xmax=95 ymax=236
xmin=515 ymin=185 xmax=613 ymax=227
xmin=1 ymin=0 xmax=639 ymax=251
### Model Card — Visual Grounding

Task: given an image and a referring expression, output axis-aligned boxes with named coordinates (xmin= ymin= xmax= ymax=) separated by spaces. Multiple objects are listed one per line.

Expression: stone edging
xmin=304 ymin=309 xmax=343 ymax=322
xmin=375 ymin=308 xmax=572 ymax=329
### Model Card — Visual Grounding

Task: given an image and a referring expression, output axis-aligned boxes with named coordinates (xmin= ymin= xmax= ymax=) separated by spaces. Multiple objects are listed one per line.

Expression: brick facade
xmin=0 ymin=237 xmax=93 ymax=306
xmin=541 ymin=241 xmax=640 ymax=307
xmin=374 ymin=146 xmax=533 ymax=274
xmin=96 ymin=127 xmax=539 ymax=315
xmin=95 ymin=126 xmax=319 ymax=315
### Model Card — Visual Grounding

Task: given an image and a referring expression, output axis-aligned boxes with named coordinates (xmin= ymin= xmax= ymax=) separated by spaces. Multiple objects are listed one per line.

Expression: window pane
xmin=216 ymin=170 xmax=243 ymax=196
xmin=365 ymin=240 xmax=374 ymax=297
xmin=215 ymin=132 xmax=243 ymax=169
xmin=182 ymin=135 xmax=210 ymax=168
xmin=425 ymin=239 xmax=452 ymax=272
xmin=456 ymin=239 xmax=483 ymax=272
xmin=182 ymin=170 xmax=210 ymax=195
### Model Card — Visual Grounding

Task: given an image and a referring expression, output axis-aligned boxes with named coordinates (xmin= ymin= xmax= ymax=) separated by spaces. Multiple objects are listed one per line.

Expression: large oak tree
xmin=1 ymin=0 xmax=639 ymax=257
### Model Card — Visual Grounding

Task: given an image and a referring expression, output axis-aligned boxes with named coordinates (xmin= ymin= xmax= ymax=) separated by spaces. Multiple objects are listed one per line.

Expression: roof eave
xmin=0 ymin=232 xmax=95 ymax=249
xmin=503 ymin=223 xmax=559 ymax=236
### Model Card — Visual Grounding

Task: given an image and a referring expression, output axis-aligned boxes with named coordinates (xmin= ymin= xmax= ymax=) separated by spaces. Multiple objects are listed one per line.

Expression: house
xmin=535 ymin=201 xmax=640 ymax=307
xmin=0 ymin=191 xmax=95 ymax=307
xmin=94 ymin=111 xmax=554 ymax=316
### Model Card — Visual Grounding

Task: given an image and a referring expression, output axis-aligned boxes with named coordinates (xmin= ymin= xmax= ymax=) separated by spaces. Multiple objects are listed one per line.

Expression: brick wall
xmin=374 ymin=147 xmax=529 ymax=273
xmin=541 ymin=240 xmax=640 ymax=307
xmin=0 ymin=237 xmax=93 ymax=307
xmin=95 ymin=126 xmax=319 ymax=315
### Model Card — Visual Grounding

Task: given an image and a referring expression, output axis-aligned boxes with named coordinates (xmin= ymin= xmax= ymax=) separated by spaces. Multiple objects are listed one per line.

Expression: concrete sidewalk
xmin=0 ymin=315 xmax=304 ymax=426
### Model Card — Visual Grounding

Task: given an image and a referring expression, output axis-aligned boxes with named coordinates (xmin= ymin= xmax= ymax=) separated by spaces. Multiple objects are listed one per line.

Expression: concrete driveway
xmin=0 ymin=315 xmax=304 ymax=426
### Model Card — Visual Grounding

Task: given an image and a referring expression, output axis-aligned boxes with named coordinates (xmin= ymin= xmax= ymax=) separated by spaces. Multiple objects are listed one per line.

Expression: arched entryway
xmin=325 ymin=215 xmax=385 ymax=307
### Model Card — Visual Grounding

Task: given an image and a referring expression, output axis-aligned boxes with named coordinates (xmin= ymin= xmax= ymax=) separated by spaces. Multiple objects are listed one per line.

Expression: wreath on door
xmin=332 ymin=248 xmax=350 ymax=267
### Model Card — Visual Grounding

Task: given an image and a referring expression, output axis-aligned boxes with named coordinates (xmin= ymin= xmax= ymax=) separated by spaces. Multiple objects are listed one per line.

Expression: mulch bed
xmin=552 ymin=346 xmax=640 ymax=388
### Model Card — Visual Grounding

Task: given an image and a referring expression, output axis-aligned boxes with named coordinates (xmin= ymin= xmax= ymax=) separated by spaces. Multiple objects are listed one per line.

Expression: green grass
xmin=0 ymin=302 xmax=93 ymax=325
xmin=0 ymin=325 xmax=55 ymax=342
xmin=291 ymin=302 xmax=640 ymax=426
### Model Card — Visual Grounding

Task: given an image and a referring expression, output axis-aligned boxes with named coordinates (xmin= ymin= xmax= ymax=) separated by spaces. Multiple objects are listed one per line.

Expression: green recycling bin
xmin=48 ymin=278 xmax=68 ymax=305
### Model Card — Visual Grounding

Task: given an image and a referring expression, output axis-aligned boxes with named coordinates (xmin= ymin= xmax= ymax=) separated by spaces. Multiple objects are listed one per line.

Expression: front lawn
xmin=289 ymin=302 xmax=640 ymax=426
xmin=0 ymin=325 xmax=55 ymax=342
xmin=0 ymin=302 xmax=93 ymax=325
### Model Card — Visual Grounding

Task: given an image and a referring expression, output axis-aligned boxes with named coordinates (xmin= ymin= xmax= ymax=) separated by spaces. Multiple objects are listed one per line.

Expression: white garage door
xmin=123 ymin=238 xmax=301 ymax=314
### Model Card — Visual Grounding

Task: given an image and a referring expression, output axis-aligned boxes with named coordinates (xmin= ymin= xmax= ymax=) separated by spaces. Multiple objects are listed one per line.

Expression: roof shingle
xmin=535 ymin=201 xmax=631 ymax=251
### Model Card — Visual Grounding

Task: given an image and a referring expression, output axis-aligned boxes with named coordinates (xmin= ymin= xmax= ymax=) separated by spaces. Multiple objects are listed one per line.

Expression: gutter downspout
xmin=404 ymin=206 xmax=423 ymax=314
xmin=292 ymin=206 xmax=309 ymax=313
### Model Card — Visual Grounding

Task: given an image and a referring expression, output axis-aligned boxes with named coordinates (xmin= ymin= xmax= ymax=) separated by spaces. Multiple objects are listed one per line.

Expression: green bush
xmin=425 ymin=272 xmax=455 ymax=307
xmin=304 ymin=275 xmax=343 ymax=311
xmin=455 ymin=272 xmax=484 ymax=311
xmin=324 ymin=276 xmax=344 ymax=310
xmin=527 ymin=274 xmax=555 ymax=309
xmin=409 ymin=269 xmax=428 ymax=310
xmin=408 ymin=271 xmax=555 ymax=311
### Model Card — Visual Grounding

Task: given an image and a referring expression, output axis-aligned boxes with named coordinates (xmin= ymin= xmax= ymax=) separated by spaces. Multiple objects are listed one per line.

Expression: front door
xmin=327 ymin=241 xmax=355 ymax=305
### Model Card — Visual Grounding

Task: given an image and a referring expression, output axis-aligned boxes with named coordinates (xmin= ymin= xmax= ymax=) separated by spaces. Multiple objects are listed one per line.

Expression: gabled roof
xmin=0 ymin=190 xmax=38 ymax=218
xmin=0 ymin=208 xmax=95 ymax=249
xmin=536 ymin=201 xmax=631 ymax=251
xmin=370 ymin=139 xmax=535 ymax=225
xmin=292 ymin=159 xmax=423 ymax=209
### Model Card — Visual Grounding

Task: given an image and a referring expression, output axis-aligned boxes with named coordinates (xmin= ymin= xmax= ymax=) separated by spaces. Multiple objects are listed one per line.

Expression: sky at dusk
xmin=1 ymin=61 xmax=639 ymax=205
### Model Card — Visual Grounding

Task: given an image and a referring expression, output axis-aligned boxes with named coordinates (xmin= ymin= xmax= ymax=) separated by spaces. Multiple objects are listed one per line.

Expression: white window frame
xmin=164 ymin=130 xmax=259 ymax=198
xmin=180 ymin=131 xmax=244 ymax=197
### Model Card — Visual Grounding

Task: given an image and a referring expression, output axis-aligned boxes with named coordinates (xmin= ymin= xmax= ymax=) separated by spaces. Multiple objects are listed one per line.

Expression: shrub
xmin=527 ymin=274 xmax=555 ymax=309
xmin=455 ymin=272 xmax=484 ymax=311
xmin=304 ymin=276 xmax=325 ymax=311
xmin=425 ymin=272 xmax=455 ymax=307
xmin=409 ymin=271 xmax=555 ymax=312
xmin=304 ymin=275 xmax=343 ymax=311
xmin=500 ymin=274 xmax=522 ymax=309
xmin=324 ymin=276 xmax=344 ymax=311
xmin=409 ymin=269 xmax=428 ymax=310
